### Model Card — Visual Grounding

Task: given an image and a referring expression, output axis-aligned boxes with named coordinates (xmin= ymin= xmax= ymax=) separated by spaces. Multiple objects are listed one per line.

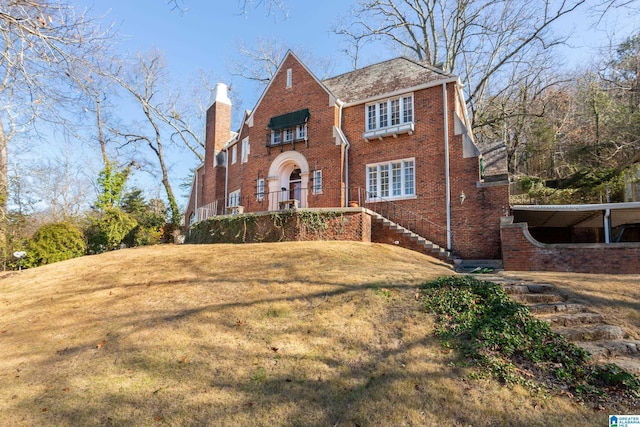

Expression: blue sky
xmin=65 ymin=1 xmax=359 ymax=202
xmin=42 ymin=1 xmax=640 ymax=209
xmin=84 ymin=1 xmax=351 ymax=90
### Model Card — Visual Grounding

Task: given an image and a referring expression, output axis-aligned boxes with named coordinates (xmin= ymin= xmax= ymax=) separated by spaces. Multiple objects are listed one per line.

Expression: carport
xmin=511 ymin=202 xmax=640 ymax=244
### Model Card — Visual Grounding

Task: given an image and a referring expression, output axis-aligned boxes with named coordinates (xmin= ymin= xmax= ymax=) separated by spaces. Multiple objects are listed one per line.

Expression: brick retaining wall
xmin=501 ymin=217 xmax=640 ymax=274
xmin=185 ymin=209 xmax=370 ymax=245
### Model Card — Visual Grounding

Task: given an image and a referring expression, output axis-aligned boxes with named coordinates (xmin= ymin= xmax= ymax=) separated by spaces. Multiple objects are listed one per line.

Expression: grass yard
xmin=0 ymin=241 xmax=635 ymax=426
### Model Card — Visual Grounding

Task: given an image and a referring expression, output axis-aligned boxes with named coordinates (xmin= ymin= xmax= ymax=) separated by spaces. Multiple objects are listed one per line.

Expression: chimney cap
xmin=212 ymin=83 xmax=231 ymax=106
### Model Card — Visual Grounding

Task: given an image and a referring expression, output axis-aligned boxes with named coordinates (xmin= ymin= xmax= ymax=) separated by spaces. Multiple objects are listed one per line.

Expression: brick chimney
xmin=204 ymin=83 xmax=232 ymax=168
xmin=201 ymin=83 xmax=232 ymax=207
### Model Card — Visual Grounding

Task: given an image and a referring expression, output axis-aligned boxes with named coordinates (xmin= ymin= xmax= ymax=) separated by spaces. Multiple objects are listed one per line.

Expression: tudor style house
xmin=185 ymin=51 xmax=509 ymax=260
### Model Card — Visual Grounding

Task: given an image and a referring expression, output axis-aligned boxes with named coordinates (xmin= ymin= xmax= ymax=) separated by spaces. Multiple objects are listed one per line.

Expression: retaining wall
xmin=501 ymin=217 xmax=640 ymax=274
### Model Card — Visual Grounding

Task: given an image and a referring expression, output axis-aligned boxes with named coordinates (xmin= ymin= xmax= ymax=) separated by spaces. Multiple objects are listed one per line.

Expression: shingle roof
xmin=322 ymin=57 xmax=453 ymax=104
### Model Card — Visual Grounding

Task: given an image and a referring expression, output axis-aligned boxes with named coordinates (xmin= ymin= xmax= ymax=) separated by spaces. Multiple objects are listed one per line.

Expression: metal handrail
xmin=354 ymin=188 xmax=448 ymax=248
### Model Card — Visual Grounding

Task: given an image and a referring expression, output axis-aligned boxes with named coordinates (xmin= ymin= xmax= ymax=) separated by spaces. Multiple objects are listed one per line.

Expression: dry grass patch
xmin=0 ymin=242 xmax=617 ymax=426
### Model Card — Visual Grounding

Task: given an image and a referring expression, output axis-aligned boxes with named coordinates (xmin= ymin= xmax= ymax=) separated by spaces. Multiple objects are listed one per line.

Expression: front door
xmin=289 ymin=168 xmax=302 ymax=204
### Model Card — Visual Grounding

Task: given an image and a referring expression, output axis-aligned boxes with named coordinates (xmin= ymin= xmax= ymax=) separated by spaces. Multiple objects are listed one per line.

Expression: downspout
xmin=443 ymin=82 xmax=452 ymax=251
xmin=337 ymin=99 xmax=350 ymax=205
xmin=604 ymin=208 xmax=611 ymax=243
xmin=224 ymin=148 xmax=229 ymax=212
xmin=194 ymin=171 xmax=198 ymax=221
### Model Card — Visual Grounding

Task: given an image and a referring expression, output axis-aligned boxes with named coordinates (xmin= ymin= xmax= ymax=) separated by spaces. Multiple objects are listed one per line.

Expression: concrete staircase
xmin=368 ymin=210 xmax=457 ymax=264
xmin=478 ymin=274 xmax=640 ymax=375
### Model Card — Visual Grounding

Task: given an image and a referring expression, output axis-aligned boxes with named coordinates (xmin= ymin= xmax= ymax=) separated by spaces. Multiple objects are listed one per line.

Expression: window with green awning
xmin=268 ymin=109 xmax=310 ymax=130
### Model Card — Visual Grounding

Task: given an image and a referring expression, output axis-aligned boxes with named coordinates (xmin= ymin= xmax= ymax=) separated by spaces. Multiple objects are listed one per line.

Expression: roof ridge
xmin=322 ymin=56 xmax=452 ymax=82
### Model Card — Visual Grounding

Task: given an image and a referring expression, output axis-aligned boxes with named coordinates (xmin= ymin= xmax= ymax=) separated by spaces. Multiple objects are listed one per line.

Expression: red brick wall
xmin=342 ymin=81 xmax=507 ymax=259
xmin=226 ymin=54 xmax=343 ymax=213
xmin=185 ymin=210 xmax=370 ymax=244
xmin=186 ymin=54 xmax=508 ymax=259
xmin=501 ymin=217 xmax=640 ymax=274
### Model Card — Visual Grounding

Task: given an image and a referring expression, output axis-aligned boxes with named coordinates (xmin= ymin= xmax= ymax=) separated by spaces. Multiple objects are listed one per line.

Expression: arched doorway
xmin=267 ymin=151 xmax=310 ymax=210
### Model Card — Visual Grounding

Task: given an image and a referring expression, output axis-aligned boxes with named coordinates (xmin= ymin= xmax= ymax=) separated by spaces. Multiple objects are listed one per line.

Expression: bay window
xmin=364 ymin=94 xmax=414 ymax=139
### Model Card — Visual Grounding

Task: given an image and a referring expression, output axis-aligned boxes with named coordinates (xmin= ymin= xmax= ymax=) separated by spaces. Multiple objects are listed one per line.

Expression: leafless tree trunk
xmin=111 ymin=50 xmax=204 ymax=226
xmin=0 ymin=1 xmax=110 ymax=267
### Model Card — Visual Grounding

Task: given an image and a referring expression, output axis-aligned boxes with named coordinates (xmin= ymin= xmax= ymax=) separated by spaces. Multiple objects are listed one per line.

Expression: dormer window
xmin=364 ymin=94 xmax=414 ymax=140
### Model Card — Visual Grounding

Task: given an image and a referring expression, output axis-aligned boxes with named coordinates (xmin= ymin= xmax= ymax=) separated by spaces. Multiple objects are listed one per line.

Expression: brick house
xmin=185 ymin=51 xmax=509 ymax=260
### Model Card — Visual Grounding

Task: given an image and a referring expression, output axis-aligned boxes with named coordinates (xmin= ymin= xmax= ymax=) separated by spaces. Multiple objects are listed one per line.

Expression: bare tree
xmin=0 ymin=0 xmax=110 ymax=265
xmin=230 ymin=38 xmax=289 ymax=84
xmin=228 ymin=37 xmax=335 ymax=98
xmin=167 ymin=0 xmax=288 ymax=17
xmin=110 ymin=50 xmax=206 ymax=226
xmin=335 ymin=0 xmax=588 ymax=119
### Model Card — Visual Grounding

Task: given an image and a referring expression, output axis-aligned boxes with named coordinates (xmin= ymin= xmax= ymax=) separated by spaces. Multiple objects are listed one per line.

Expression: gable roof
xmin=322 ymin=57 xmax=454 ymax=104
xmin=246 ymin=50 xmax=334 ymax=128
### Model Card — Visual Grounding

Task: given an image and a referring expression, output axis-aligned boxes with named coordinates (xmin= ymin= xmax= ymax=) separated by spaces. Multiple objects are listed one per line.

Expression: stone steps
xmin=576 ymin=340 xmax=640 ymax=374
xmin=473 ymin=274 xmax=640 ymax=375
xmin=554 ymin=324 xmax=626 ymax=341
xmin=510 ymin=293 xmax=567 ymax=305
xmin=538 ymin=312 xmax=605 ymax=327
xmin=527 ymin=302 xmax=589 ymax=315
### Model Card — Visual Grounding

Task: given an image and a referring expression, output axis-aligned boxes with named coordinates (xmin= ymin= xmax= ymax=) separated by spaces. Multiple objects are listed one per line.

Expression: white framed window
xmin=231 ymin=145 xmax=237 ymax=164
xmin=313 ymin=170 xmax=323 ymax=194
xmin=271 ymin=130 xmax=281 ymax=145
xmin=367 ymin=104 xmax=376 ymax=130
xmin=229 ymin=189 xmax=241 ymax=207
xmin=256 ymin=179 xmax=265 ymax=201
xmin=296 ymin=124 xmax=307 ymax=140
xmin=241 ymin=137 xmax=250 ymax=163
xmin=284 ymin=128 xmax=294 ymax=142
xmin=286 ymin=68 xmax=292 ymax=88
xmin=403 ymin=96 xmax=413 ymax=123
xmin=366 ymin=158 xmax=415 ymax=201
xmin=390 ymin=98 xmax=400 ymax=125
xmin=365 ymin=94 xmax=414 ymax=132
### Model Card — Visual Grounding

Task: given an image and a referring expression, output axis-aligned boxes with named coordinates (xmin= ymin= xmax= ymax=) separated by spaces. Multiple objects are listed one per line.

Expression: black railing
xmin=352 ymin=188 xmax=449 ymax=249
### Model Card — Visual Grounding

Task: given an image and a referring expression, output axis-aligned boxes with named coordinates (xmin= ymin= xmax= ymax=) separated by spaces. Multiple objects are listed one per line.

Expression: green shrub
xmin=86 ymin=208 xmax=138 ymax=253
xmin=23 ymin=222 xmax=86 ymax=268
xmin=421 ymin=276 xmax=640 ymax=404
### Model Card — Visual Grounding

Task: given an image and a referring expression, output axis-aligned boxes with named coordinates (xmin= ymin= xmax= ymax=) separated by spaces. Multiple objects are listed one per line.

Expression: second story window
xmin=268 ymin=109 xmax=310 ymax=147
xmin=284 ymin=128 xmax=294 ymax=142
xmin=364 ymin=94 xmax=414 ymax=139
xmin=271 ymin=130 xmax=282 ymax=145
xmin=296 ymin=124 xmax=307 ymax=140
xmin=231 ymin=145 xmax=237 ymax=164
